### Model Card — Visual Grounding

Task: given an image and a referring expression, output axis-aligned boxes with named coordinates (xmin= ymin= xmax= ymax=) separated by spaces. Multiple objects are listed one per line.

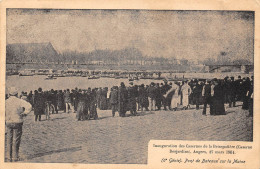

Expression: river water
xmin=6 ymin=72 xmax=253 ymax=93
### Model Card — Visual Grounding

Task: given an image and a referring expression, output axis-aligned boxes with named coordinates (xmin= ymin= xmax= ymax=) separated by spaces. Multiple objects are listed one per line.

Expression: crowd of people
xmin=9 ymin=75 xmax=254 ymax=122
xmin=5 ymin=75 xmax=253 ymax=162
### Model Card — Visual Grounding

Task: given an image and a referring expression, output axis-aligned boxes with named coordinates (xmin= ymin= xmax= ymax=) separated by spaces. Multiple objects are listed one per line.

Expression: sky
xmin=7 ymin=9 xmax=254 ymax=61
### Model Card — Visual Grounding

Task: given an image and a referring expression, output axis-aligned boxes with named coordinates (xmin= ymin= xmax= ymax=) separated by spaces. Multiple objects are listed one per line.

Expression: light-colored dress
xmin=171 ymin=84 xmax=180 ymax=108
xmin=181 ymin=83 xmax=191 ymax=107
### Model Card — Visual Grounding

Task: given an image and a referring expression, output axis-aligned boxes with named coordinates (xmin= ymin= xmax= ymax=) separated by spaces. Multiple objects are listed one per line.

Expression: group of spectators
xmin=5 ymin=75 xmax=253 ymax=162
xmin=11 ymin=75 xmax=254 ymax=121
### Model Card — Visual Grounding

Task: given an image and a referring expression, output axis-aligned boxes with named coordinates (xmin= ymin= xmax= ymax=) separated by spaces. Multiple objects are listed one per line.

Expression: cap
xmin=9 ymin=87 xmax=18 ymax=96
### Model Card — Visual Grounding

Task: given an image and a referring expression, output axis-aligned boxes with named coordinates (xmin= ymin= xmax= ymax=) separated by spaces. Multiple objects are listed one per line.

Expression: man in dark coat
xmin=242 ymin=77 xmax=251 ymax=110
xmin=235 ymin=76 xmax=243 ymax=101
xmin=89 ymin=89 xmax=98 ymax=119
xmin=27 ymin=91 xmax=33 ymax=106
xmin=224 ymin=77 xmax=232 ymax=107
xmin=230 ymin=77 xmax=236 ymax=107
xmin=118 ymin=82 xmax=128 ymax=117
xmin=57 ymin=90 xmax=64 ymax=111
xmin=100 ymin=88 xmax=108 ymax=110
xmin=138 ymin=84 xmax=149 ymax=111
xmin=212 ymin=80 xmax=225 ymax=115
xmin=248 ymin=80 xmax=253 ymax=117
xmin=193 ymin=80 xmax=203 ymax=110
xmin=161 ymin=81 xmax=171 ymax=110
xmin=34 ymin=88 xmax=46 ymax=121
xmin=188 ymin=79 xmax=196 ymax=105
xmin=76 ymin=90 xmax=87 ymax=121
xmin=128 ymin=82 xmax=138 ymax=116
xmin=202 ymin=80 xmax=212 ymax=115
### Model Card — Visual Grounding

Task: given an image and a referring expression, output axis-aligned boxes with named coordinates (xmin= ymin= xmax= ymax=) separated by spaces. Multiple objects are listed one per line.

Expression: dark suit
xmin=212 ymin=84 xmax=225 ymax=115
xmin=128 ymin=86 xmax=137 ymax=115
xmin=193 ymin=84 xmax=203 ymax=110
xmin=118 ymin=86 xmax=128 ymax=117
xmin=230 ymin=80 xmax=236 ymax=107
xmin=202 ymin=84 xmax=212 ymax=115
xmin=34 ymin=92 xmax=46 ymax=121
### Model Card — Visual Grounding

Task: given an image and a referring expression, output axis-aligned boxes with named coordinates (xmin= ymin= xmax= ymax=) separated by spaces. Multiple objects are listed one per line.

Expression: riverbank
xmin=5 ymin=103 xmax=253 ymax=164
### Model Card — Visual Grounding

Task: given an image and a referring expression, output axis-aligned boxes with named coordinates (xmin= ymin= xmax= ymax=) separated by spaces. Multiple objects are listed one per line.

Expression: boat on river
xmin=19 ymin=69 xmax=35 ymax=76
xmin=45 ymin=74 xmax=57 ymax=80
xmin=88 ymin=75 xmax=100 ymax=79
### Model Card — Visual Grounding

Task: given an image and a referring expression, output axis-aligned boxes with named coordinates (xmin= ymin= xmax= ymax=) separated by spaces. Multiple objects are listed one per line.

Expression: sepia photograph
xmin=4 ymin=8 xmax=254 ymax=164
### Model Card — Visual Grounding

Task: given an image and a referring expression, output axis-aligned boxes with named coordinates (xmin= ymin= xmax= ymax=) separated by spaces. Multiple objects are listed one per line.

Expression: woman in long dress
xmin=170 ymin=82 xmax=180 ymax=110
xmin=88 ymin=89 xmax=98 ymax=119
xmin=76 ymin=90 xmax=87 ymax=121
xmin=212 ymin=80 xmax=225 ymax=115
xmin=181 ymin=81 xmax=191 ymax=109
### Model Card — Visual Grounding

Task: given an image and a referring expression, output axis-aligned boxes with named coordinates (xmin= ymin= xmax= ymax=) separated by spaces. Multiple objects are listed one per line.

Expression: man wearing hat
xmin=161 ymin=80 xmax=171 ymax=110
xmin=202 ymin=80 xmax=212 ymax=115
xmin=128 ymin=82 xmax=137 ymax=115
xmin=235 ymin=75 xmax=243 ymax=101
xmin=118 ymin=82 xmax=128 ymax=117
xmin=5 ymin=87 xmax=32 ymax=162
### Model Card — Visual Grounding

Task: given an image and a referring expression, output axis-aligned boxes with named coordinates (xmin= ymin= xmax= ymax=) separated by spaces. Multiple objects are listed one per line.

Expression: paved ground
xmin=5 ymin=103 xmax=253 ymax=164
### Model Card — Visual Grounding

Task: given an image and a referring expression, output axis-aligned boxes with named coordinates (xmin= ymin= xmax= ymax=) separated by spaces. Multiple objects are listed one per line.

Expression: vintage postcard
xmin=0 ymin=0 xmax=259 ymax=169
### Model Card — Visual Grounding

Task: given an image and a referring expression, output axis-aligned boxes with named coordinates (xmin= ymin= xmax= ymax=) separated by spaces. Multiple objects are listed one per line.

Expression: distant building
xmin=6 ymin=42 xmax=58 ymax=63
